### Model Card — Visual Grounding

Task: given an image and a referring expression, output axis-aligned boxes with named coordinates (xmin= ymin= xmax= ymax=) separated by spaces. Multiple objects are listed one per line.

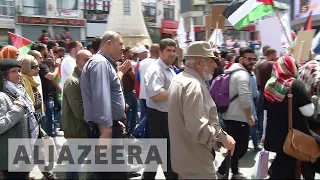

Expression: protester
xmin=34 ymin=43 xmax=61 ymax=137
xmin=122 ymin=47 xmax=138 ymax=136
xmin=60 ymin=41 xmax=83 ymax=89
xmin=298 ymin=60 xmax=320 ymax=179
xmin=81 ymin=31 xmax=130 ymax=179
xmin=263 ymin=55 xmax=315 ymax=179
xmin=142 ymin=38 xmax=178 ymax=179
xmin=62 ymin=49 xmax=92 ymax=179
xmin=133 ymin=44 xmax=160 ymax=138
xmin=217 ymin=47 xmax=256 ymax=179
xmin=0 ymin=45 xmax=18 ymax=60
xmin=168 ymin=41 xmax=235 ymax=179
xmin=255 ymin=48 xmax=277 ymax=142
xmin=19 ymin=55 xmax=44 ymax=117
xmin=0 ymin=59 xmax=39 ymax=179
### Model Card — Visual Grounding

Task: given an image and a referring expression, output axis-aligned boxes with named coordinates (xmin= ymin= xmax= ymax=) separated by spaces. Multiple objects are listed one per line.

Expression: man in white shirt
xmin=132 ymin=44 xmax=160 ymax=138
xmin=60 ymin=41 xmax=83 ymax=88
xmin=139 ymin=44 xmax=159 ymax=102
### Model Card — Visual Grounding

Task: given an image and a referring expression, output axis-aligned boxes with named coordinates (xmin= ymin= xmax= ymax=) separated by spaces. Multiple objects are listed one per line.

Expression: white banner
xmin=258 ymin=17 xmax=282 ymax=57
xmin=208 ymin=29 xmax=224 ymax=48
xmin=57 ymin=9 xmax=80 ymax=18
xmin=189 ymin=17 xmax=195 ymax=42
xmin=177 ymin=17 xmax=187 ymax=50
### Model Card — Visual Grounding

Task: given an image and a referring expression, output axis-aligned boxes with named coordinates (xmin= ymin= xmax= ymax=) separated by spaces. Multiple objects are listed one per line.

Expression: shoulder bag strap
xmin=288 ymin=81 xmax=293 ymax=130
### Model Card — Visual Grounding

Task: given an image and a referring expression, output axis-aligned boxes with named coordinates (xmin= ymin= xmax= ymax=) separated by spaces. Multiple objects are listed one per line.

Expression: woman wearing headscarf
xmin=263 ymin=55 xmax=315 ymax=179
xmin=19 ymin=55 xmax=44 ymax=119
xmin=0 ymin=45 xmax=18 ymax=59
xmin=298 ymin=60 xmax=320 ymax=179
xmin=0 ymin=58 xmax=39 ymax=179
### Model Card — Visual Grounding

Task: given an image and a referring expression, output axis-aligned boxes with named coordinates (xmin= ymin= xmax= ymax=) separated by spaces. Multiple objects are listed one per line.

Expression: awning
xmin=160 ymin=28 xmax=176 ymax=35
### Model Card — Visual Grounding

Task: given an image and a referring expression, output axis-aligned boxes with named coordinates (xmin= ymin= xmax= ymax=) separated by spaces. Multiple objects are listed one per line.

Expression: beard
xmin=243 ymin=63 xmax=254 ymax=71
xmin=201 ymin=64 xmax=213 ymax=81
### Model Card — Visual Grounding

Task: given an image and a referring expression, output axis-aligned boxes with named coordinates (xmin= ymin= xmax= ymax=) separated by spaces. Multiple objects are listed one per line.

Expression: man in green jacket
xmin=62 ymin=49 xmax=92 ymax=179
xmin=62 ymin=49 xmax=92 ymax=139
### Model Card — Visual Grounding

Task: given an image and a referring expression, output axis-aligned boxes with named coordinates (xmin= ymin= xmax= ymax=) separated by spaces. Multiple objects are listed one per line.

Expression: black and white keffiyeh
xmin=4 ymin=80 xmax=39 ymax=146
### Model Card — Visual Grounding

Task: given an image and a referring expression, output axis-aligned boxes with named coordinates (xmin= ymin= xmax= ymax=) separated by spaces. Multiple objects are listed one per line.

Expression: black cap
xmin=0 ymin=59 xmax=21 ymax=72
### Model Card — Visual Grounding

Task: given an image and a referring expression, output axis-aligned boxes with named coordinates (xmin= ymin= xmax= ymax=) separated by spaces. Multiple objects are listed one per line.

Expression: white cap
xmin=315 ymin=55 xmax=320 ymax=61
xmin=136 ymin=45 xmax=149 ymax=54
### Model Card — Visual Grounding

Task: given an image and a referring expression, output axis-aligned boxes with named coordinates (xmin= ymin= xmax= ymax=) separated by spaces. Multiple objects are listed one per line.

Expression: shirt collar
xmin=158 ymin=58 xmax=171 ymax=70
xmin=98 ymin=50 xmax=117 ymax=71
xmin=184 ymin=67 xmax=205 ymax=82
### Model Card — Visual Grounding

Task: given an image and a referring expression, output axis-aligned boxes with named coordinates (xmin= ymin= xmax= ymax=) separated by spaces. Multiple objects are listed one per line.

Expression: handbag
xmin=283 ymin=82 xmax=320 ymax=163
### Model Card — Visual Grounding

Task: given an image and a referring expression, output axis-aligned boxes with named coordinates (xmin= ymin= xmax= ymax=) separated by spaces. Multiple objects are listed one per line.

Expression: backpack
xmin=209 ymin=71 xmax=241 ymax=113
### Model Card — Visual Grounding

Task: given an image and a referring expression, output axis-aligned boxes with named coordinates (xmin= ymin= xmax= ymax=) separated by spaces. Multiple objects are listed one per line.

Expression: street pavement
xmin=29 ymin=136 xmax=319 ymax=179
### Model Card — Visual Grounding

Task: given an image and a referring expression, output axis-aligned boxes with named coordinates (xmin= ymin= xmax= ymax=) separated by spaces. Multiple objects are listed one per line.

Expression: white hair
xmin=184 ymin=59 xmax=195 ymax=68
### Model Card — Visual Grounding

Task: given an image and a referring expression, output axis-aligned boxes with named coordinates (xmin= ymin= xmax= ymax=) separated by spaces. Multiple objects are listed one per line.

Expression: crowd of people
xmin=0 ymin=30 xmax=319 ymax=180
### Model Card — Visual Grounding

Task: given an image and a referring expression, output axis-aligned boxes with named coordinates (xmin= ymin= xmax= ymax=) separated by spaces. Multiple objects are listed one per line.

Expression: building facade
xmin=106 ymin=0 xmax=152 ymax=48
xmin=291 ymin=0 xmax=320 ymax=34
xmin=180 ymin=0 xmax=290 ymax=41
xmin=141 ymin=0 xmax=180 ymax=42
xmin=14 ymin=0 xmax=86 ymax=42
xmin=0 ymin=0 xmax=15 ymax=45
xmin=80 ymin=0 xmax=110 ymax=42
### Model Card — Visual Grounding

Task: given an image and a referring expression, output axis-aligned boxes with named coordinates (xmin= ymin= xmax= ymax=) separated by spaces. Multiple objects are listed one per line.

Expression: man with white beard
xmin=168 ymin=41 xmax=235 ymax=179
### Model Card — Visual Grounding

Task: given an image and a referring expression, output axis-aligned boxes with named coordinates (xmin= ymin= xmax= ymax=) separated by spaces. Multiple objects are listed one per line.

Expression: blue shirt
xmin=80 ymin=52 xmax=125 ymax=127
xmin=250 ymin=72 xmax=259 ymax=120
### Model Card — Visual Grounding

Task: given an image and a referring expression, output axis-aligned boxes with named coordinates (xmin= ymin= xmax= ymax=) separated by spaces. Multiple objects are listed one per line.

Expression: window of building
xmin=57 ymin=0 xmax=78 ymax=10
xmin=163 ymin=4 xmax=174 ymax=20
xmin=84 ymin=0 xmax=110 ymax=22
xmin=0 ymin=0 xmax=13 ymax=18
xmin=22 ymin=0 xmax=46 ymax=16
xmin=194 ymin=5 xmax=204 ymax=11
xmin=142 ymin=2 xmax=156 ymax=24
xmin=193 ymin=16 xmax=203 ymax=26
xmin=123 ymin=0 xmax=130 ymax=15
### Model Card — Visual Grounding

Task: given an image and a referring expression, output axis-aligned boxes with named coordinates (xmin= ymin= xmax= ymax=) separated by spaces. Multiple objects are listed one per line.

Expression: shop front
xmin=15 ymin=15 xmax=86 ymax=42
xmin=160 ymin=19 xmax=179 ymax=39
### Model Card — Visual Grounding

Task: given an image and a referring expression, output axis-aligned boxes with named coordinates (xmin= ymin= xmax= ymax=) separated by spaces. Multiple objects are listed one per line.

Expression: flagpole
xmin=273 ymin=9 xmax=291 ymax=46
xmin=215 ymin=22 xmax=218 ymax=48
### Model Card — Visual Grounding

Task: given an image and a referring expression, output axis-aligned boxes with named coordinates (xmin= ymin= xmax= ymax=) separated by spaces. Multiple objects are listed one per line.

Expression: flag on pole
xmin=189 ymin=17 xmax=195 ymax=42
xmin=177 ymin=17 xmax=187 ymax=55
xmin=208 ymin=29 xmax=224 ymax=48
xmin=302 ymin=11 xmax=313 ymax=31
xmin=8 ymin=32 xmax=34 ymax=55
xmin=222 ymin=0 xmax=274 ymax=30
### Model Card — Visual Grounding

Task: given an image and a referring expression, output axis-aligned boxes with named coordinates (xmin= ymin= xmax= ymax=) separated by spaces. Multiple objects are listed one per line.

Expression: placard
xmin=258 ymin=17 xmax=282 ymax=57
xmin=211 ymin=5 xmax=226 ymax=29
xmin=293 ymin=30 xmax=315 ymax=61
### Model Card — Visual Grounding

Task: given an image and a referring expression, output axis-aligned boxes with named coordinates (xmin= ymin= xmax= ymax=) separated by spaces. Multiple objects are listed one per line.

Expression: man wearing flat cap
xmin=168 ymin=41 xmax=235 ymax=179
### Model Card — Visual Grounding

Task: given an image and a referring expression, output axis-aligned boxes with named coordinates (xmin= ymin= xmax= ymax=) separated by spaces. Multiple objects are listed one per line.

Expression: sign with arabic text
xmin=17 ymin=16 xmax=86 ymax=27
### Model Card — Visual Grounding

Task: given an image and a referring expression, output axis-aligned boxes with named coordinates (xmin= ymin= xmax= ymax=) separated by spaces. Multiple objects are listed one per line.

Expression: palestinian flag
xmin=302 ymin=11 xmax=313 ymax=31
xmin=8 ymin=32 xmax=34 ymax=55
xmin=222 ymin=0 xmax=275 ymax=30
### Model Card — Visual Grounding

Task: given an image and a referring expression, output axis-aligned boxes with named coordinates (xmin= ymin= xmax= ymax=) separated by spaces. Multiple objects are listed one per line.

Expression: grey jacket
xmin=0 ymin=92 xmax=28 ymax=170
xmin=222 ymin=63 xmax=252 ymax=123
